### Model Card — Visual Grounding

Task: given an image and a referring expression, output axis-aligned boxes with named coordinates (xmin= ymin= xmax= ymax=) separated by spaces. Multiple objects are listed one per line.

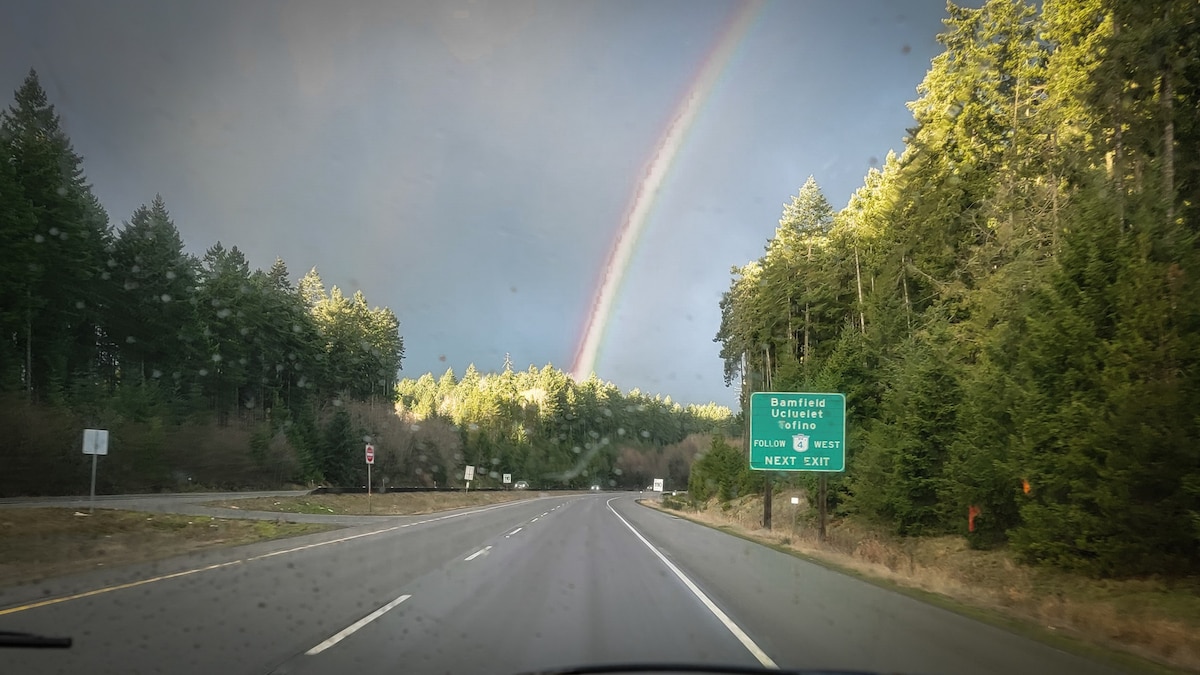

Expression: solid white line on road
xmin=246 ymin=527 xmax=403 ymax=562
xmin=506 ymin=527 xmax=523 ymax=537
xmin=605 ymin=497 xmax=778 ymax=669
xmin=306 ymin=594 xmax=411 ymax=655
xmin=464 ymin=546 xmax=492 ymax=561
xmin=399 ymin=499 xmax=538 ymax=529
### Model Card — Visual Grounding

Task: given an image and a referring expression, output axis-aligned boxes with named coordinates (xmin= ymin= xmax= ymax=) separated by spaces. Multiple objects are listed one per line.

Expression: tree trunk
xmin=787 ymin=295 xmax=794 ymax=364
xmin=1051 ymin=166 xmax=1059 ymax=234
xmin=741 ymin=352 xmax=750 ymax=458
xmin=803 ymin=302 xmax=810 ymax=376
xmin=1162 ymin=64 xmax=1175 ymax=225
xmin=25 ymin=289 xmax=32 ymax=401
xmin=1111 ymin=21 xmax=1125 ymax=227
xmin=1010 ymin=75 xmax=1019 ymax=235
xmin=854 ymin=246 xmax=866 ymax=335
xmin=805 ymin=242 xmax=814 ymax=377
xmin=763 ymin=345 xmax=772 ymax=390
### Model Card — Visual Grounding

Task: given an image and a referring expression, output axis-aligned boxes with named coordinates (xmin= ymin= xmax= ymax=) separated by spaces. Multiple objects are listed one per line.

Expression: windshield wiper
xmin=514 ymin=665 xmax=883 ymax=675
xmin=0 ymin=631 xmax=73 ymax=648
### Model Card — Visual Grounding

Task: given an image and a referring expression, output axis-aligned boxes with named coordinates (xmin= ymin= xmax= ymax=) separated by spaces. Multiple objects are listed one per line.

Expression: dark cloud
xmin=1 ymin=0 xmax=949 ymax=406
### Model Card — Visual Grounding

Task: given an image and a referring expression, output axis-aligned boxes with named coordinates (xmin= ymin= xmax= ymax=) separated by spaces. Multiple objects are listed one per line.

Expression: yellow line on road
xmin=0 ymin=560 xmax=244 ymax=617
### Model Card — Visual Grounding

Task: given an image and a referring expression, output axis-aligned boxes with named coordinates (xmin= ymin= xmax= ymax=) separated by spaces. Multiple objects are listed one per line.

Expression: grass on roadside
xmin=205 ymin=490 xmax=541 ymax=516
xmin=646 ymin=495 xmax=1200 ymax=675
xmin=0 ymin=508 xmax=336 ymax=588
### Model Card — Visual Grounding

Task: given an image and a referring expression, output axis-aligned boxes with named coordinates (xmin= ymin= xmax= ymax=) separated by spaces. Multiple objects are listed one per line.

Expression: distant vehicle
xmin=513 ymin=480 xmax=529 ymax=490
xmin=589 ymin=485 xmax=601 ymax=491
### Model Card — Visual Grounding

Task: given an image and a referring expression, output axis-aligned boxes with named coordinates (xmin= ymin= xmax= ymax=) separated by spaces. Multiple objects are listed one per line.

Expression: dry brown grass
xmin=652 ymin=494 xmax=1200 ymax=673
xmin=206 ymin=490 xmax=548 ymax=516
xmin=0 ymin=508 xmax=336 ymax=587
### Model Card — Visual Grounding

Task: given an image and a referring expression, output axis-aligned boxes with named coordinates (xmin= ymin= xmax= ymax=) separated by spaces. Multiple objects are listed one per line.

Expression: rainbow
xmin=570 ymin=0 xmax=766 ymax=382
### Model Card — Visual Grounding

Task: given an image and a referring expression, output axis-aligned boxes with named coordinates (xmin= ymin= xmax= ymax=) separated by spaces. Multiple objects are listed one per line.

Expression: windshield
xmin=2 ymin=1 xmax=1197 ymax=675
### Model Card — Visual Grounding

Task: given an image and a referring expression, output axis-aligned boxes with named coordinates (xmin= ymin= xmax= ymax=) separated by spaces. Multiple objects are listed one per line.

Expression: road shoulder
xmin=637 ymin=499 xmax=1188 ymax=675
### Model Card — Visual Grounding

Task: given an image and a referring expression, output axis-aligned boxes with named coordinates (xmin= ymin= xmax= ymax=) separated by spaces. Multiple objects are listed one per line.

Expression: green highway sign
xmin=749 ymin=392 xmax=846 ymax=472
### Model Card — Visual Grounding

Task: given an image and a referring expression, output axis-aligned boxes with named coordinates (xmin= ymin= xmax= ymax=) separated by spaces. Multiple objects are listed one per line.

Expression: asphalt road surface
xmin=2 ymin=494 xmax=1125 ymax=675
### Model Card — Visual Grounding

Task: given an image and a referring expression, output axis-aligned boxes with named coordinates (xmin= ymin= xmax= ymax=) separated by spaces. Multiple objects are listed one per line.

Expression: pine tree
xmin=1 ymin=69 xmax=113 ymax=398
xmin=108 ymin=195 xmax=200 ymax=389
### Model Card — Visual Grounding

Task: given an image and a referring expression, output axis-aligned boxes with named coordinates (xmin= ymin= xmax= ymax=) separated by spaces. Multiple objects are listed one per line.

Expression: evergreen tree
xmin=0 ymin=70 xmax=113 ymax=398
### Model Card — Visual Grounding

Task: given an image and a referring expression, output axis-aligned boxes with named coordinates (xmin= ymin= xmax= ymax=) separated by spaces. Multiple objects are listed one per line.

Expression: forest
xmin=708 ymin=0 xmax=1199 ymax=577
xmin=0 ymin=70 xmax=730 ymax=497
xmin=394 ymin=363 xmax=732 ymax=490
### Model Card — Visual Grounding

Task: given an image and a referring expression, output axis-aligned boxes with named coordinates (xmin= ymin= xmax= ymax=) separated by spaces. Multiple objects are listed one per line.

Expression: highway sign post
xmin=464 ymin=465 xmax=475 ymax=491
xmin=749 ymin=392 xmax=846 ymax=540
xmin=365 ymin=444 xmax=375 ymax=513
xmin=82 ymin=429 xmax=109 ymax=514
xmin=502 ymin=473 xmax=511 ymax=489
xmin=652 ymin=478 xmax=664 ymax=493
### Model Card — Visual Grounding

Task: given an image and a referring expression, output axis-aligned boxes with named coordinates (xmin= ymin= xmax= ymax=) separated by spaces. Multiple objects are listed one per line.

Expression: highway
xmin=1 ymin=494 xmax=1124 ymax=675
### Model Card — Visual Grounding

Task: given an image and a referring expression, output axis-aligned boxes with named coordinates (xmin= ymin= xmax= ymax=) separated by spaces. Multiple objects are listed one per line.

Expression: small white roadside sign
xmin=82 ymin=429 xmax=108 ymax=455
xmin=82 ymin=428 xmax=109 ymax=513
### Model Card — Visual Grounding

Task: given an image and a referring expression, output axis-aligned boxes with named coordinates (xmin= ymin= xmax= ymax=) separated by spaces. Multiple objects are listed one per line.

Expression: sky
xmin=1 ymin=0 xmax=953 ymax=408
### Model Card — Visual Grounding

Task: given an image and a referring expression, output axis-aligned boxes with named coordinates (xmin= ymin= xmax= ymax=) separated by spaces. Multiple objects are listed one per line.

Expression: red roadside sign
xmin=365 ymin=444 xmax=375 ymax=464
